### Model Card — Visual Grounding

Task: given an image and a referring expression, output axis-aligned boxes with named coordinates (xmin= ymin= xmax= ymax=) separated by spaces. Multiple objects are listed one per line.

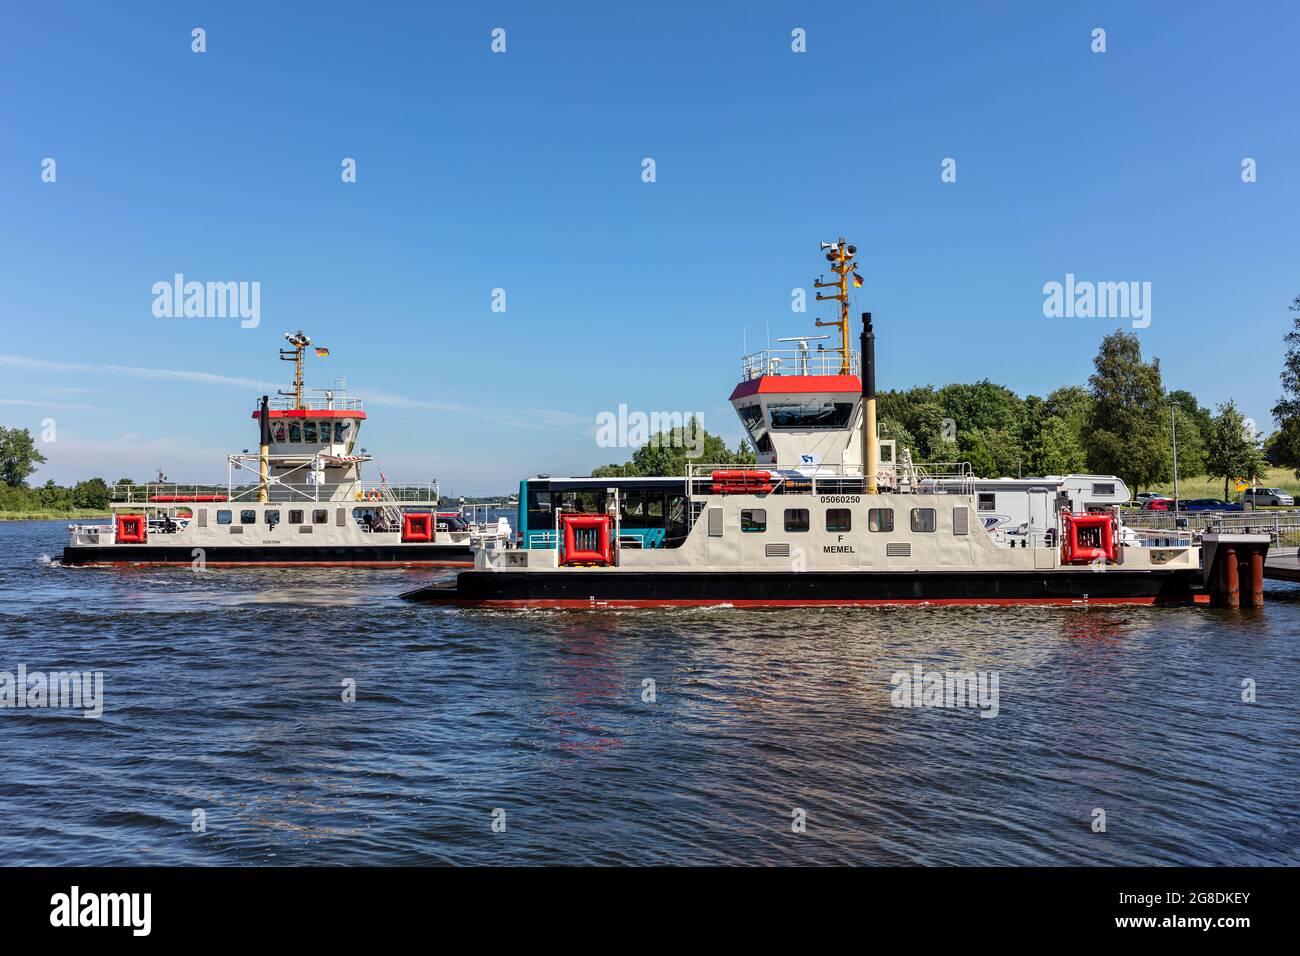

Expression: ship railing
xmin=264 ymin=396 xmax=363 ymax=412
xmin=109 ymin=483 xmax=233 ymax=504
xmin=740 ymin=347 xmax=860 ymax=381
xmin=109 ymin=480 xmax=441 ymax=504
xmin=1121 ymin=508 xmax=1300 ymax=548
xmin=681 ymin=461 xmax=975 ymax=497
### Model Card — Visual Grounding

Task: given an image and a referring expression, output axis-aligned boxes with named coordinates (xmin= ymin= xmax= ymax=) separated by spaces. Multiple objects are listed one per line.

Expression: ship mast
xmin=279 ymin=331 xmax=313 ymax=410
xmin=813 ymin=238 xmax=860 ymax=376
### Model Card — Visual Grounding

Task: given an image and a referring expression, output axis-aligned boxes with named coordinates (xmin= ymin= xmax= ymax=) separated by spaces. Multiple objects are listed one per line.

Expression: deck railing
xmin=109 ymin=480 xmax=440 ymax=504
xmin=740 ymin=348 xmax=860 ymax=380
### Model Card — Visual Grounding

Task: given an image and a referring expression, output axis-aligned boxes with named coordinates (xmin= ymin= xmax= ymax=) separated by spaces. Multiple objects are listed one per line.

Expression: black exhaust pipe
xmin=860 ymin=313 xmax=878 ymax=493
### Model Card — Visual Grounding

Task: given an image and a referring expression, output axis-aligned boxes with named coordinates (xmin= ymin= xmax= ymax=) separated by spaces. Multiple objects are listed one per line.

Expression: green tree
xmin=1270 ymin=294 xmax=1300 ymax=474
xmin=0 ymin=426 xmax=47 ymax=488
xmin=73 ymin=477 xmax=111 ymax=510
xmin=1205 ymin=401 xmax=1265 ymax=500
xmin=1168 ymin=406 xmax=1207 ymax=478
xmin=937 ymin=381 xmax=1025 ymax=436
xmin=1024 ymin=414 xmax=1086 ymax=475
xmin=1084 ymin=332 xmax=1170 ymax=491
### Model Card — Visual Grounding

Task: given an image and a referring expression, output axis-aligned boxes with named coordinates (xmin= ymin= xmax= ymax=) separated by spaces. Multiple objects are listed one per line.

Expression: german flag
xmin=852 ymin=273 xmax=864 ymax=288
xmin=314 ymin=347 xmax=330 ymax=357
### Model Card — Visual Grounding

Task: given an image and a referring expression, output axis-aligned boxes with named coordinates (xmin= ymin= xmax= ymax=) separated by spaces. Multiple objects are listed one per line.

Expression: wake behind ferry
xmin=62 ymin=332 xmax=511 ymax=567
xmin=403 ymin=239 xmax=1269 ymax=609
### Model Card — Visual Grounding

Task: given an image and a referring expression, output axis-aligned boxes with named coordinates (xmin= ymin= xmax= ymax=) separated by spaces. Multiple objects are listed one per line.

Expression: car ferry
xmin=402 ymin=239 xmax=1264 ymax=609
xmin=63 ymin=331 xmax=510 ymax=567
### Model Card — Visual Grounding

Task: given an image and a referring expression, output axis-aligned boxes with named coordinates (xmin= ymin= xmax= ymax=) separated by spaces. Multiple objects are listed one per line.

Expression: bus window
xmin=621 ymin=489 xmax=646 ymax=528
xmin=527 ymin=489 xmax=553 ymax=528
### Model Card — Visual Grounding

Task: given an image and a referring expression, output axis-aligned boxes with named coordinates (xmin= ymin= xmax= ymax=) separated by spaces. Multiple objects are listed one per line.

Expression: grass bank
xmin=1148 ymin=466 xmax=1300 ymax=499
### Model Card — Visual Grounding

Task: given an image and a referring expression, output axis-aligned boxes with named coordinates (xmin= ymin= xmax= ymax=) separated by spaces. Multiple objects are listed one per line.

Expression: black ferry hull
xmin=400 ymin=567 xmax=1206 ymax=608
xmin=62 ymin=543 xmax=474 ymax=568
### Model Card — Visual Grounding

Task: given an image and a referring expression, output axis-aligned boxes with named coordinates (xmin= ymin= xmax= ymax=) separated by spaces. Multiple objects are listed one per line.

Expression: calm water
xmin=1 ymin=519 xmax=1296 ymax=866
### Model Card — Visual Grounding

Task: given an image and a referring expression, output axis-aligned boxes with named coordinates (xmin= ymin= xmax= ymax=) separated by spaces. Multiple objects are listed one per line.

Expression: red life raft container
xmin=401 ymin=512 xmax=434 ymax=542
xmin=561 ymin=513 xmax=612 ymax=565
xmin=115 ymin=513 xmax=147 ymax=544
xmin=1061 ymin=511 xmax=1117 ymax=564
xmin=710 ymin=469 xmax=773 ymax=495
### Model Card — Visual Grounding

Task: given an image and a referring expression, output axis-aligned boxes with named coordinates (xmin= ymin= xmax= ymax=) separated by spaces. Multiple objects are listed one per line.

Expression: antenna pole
xmin=278 ymin=331 xmax=312 ymax=411
xmin=815 ymin=236 xmax=859 ymax=376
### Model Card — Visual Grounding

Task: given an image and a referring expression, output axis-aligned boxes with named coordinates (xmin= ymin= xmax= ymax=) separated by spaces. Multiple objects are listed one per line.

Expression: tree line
xmin=880 ymin=330 xmax=1265 ymax=497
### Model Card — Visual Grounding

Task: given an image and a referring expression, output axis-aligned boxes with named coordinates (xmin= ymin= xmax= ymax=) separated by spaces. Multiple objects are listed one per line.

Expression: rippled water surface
xmin=2 ymin=520 xmax=1297 ymax=865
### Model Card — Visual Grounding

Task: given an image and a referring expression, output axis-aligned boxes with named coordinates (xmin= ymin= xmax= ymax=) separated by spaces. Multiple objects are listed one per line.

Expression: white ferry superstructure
xmin=62 ymin=331 xmax=510 ymax=567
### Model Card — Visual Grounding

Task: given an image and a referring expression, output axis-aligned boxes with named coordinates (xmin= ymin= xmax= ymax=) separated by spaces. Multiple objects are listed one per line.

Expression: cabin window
xmin=303 ymin=422 xmax=318 ymax=443
xmin=272 ymin=422 xmax=287 ymax=442
xmin=741 ymin=509 xmax=766 ymax=532
xmin=216 ymin=509 xmax=232 ymax=525
xmin=312 ymin=509 xmax=328 ymax=524
xmin=910 ymin=508 xmax=937 ymax=533
xmin=240 ymin=509 xmax=256 ymax=524
xmin=264 ymin=510 xmax=281 ymax=525
xmin=868 ymin=508 xmax=893 ymax=532
xmin=826 ymin=508 xmax=852 ymax=532
xmin=755 ymin=434 xmax=774 ymax=454
xmin=337 ymin=421 xmax=352 ymax=442
xmin=784 ymin=508 xmax=810 ymax=532
xmin=768 ymin=401 xmax=855 ymax=431
xmin=1092 ymin=482 xmax=1116 ymax=496
xmin=288 ymin=509 xmax=304 ymax=524
xmin=977 ymin=493 xmax=996 ymax=512
xmin=289 ymin=423 xmax=302 ymax=443
xmin=666 ymin=494 xmax=688 ymax=542
xmin=738 ymin=404 xmax=765 ymax=432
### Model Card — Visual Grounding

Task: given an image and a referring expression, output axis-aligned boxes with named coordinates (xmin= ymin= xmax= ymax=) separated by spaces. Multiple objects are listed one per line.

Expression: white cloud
xmin=0 ymin=353 xmax=587 ymax=430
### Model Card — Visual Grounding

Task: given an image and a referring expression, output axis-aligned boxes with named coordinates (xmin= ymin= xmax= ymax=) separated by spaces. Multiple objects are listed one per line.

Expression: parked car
xmin=1134 ymin=492 xmax=1169 ymax=504
xmin=1240 ymin=488 xmax=1294 ymax=507
xmin=1180 ymin=498 xmax=1244 ymax=513
xmin=1141 ymin=497 xmax=1172 ymax=511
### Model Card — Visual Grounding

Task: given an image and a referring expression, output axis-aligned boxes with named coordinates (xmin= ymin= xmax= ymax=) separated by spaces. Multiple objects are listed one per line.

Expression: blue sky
xmin=2 ymin=1 xmax=1297 ymax=493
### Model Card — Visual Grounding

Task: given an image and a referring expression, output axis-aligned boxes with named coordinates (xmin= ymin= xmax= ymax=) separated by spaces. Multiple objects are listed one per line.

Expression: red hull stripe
xmin=417 ymin=595 xmax=1209 ymax=609
xmin=729 ymin=374 xmax=862 ymax=400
